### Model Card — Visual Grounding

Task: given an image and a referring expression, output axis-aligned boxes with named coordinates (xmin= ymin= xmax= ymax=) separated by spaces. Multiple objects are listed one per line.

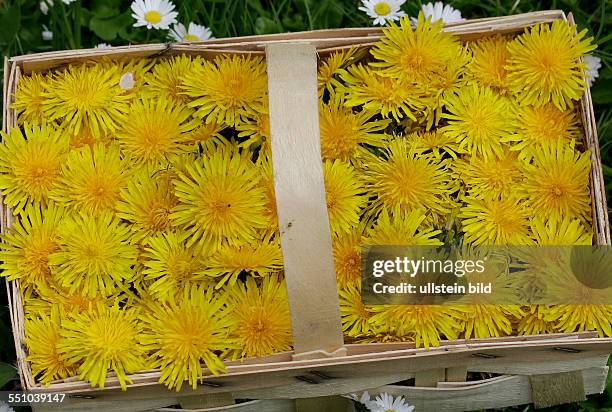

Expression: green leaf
xmin=254 ymin=17 xmax=282 ymax=35
xmin=0 ymin=362 xmax=16 ymax=389
xmin=0 ymin=4 xmax=21 ymax=45
xmin=592 ymin=79 xmax=612 ymax=104
xmin=90 ymin=17 xmax=118 ymax=41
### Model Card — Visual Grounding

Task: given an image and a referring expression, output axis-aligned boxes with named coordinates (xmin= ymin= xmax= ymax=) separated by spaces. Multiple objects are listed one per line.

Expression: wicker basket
xmin=3 ymin=9 xmax=612 ymax=412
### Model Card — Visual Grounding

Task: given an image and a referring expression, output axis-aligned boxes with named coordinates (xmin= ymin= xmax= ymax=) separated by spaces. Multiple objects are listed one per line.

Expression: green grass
xmin=0 ymin=0 xmax=611 ymax=408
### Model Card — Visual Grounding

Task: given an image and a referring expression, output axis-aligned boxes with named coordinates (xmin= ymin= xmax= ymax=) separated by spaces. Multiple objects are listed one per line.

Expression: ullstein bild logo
xmin=360 ymin=245 xmax=612 ymax=305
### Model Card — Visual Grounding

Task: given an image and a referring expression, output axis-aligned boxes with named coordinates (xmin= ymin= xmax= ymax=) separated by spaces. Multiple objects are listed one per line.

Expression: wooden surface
xmin=265 ymin=42 xmax=345 ymax=358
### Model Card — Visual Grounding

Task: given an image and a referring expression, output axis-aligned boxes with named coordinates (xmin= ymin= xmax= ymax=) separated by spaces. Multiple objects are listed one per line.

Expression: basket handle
xmin=265 ymin=42 xmax=346 ymax=359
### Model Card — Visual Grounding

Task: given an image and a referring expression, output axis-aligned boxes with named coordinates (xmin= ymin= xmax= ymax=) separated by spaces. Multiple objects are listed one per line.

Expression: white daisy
xmin=583 ymin=54 xmax=602 ymax=87
xmin=41 ymin=24 xmax=53 ymax=41
xmin=410 ymin=1 xmax=463 ymax=25
xmin=95 ymin=43 xmax=112 ymax=48
xmin=169 ymin=22 xmax=214 ymax=42
xmin=370 ymin=393 xmax=415 ymax=412
xmin=359 ymin=0 xmax=406 ymax=26
xmin=131 ymin=0 xmax=178 ymax=30
xmin=40 ymin=0 xmax=52 ymax=15
xmin=0 ymin=401 xmax=15 ymax=412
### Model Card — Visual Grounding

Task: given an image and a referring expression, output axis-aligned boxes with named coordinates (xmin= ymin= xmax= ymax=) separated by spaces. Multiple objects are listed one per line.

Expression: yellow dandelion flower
xmin=171 ymin=146 xmax=267 ymax=249
xmin=318 ymin=47 xmax=362 ymax=96
xmin=371 ymin=14 xmax=462 ymax=83
xmin=183 ymin=55 xmax=268 ymax=127
xmin=259 ymin=156 xmax=279 ymax=231
xmin=0 ymin=203 xmax=64 ymax=290
xmin=117 ymin=98 xmax=198 ymax=166
xmin=25 ymin=307 xmax=76 ymax=385
xmin=140 ymin=285 xmax=236 ymax=390
xmin=339 ymin=284 xmax=376 ymax=337
xmin=0 ymin=123 xmax=69 ymax=214
xmin=518 ymin=305 xmax=557 ymax=335
xmin=13 ymin=72 xmax=47 ymax=123
xmin=204 ymin=234 xmax=283 ymax=289
xmin=27 ymin=286 xmax=121 ymax=317
xmin=58 ymin=304 xmax=146 ymax=390
xmin=319 ymin=92 xmax=389 ymax=162
xmin=530 ymin=215 xmax=592 ymax=245
xmin=365 ymin=208 xmax=442 ymax=246
xmin=117 ymin=167 xmax=178 ymax=241
xmin=460 ymin=195 xmax=531 ymax=245
xmin=453 ymin=150 xmax=523 ymax=197
xmin=520 ymin=141 xmax=591 ymax=221
xmin=341 ymin=65 xmax=423 ymax=121
xmin=186 ymin=122 xmax=226 ymax=148
xmin=333 ymin=227 xmax=364 ymax=289
xmin=111 ymin=58 xmax=155 ymax=98
xmin=49 ymin=211 xmax=137 ymax=297
xmin=462 ymin=305 xmax=523 ymax=339
xmin=142 ymin=230 xmax=213 ymax=301
xmin=50 ymin=144 xmax=130 ymax=214
xmin=323 ymin=160 xmax=365 ymax=236
xmin=506 ymin=104 xmax=581 ymax=158
xmin=506 ymin=21 xmax=596 ymax=110
xmin=405 ymin=130 xmax=462 ymax=159
xmin=68 ymin=120 xmax=112 ymax=149
xmin=143 ymin=55 xmax=194 ymax=104
xmin=237 ymin=112 xmax=270 ymax=151
xmin=226 ymin=275 xmax=292 ymax=358
xmin=441 ymin=85 xmax=515 ymax=159
xmin=363 ymin=138 xmax=455 ymax=215
xmin=42 ymin=63 xmax=129 ymax=138
xmin=542 ymin=304 xmax=612 ymax=337
xmin=469 ymin=35 xmax=509 ymax=91
xmin=370 ymin=305 xmax=465 ymax=348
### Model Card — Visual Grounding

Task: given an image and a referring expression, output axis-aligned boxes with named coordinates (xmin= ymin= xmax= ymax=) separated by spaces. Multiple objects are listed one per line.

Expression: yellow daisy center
xmin=145 ymin=10 xmax=162 ymax=24
xmin=374 ymin=2 xmax=391 ymax=15
xmin=184 ymin=34 xmax=200 ymax=41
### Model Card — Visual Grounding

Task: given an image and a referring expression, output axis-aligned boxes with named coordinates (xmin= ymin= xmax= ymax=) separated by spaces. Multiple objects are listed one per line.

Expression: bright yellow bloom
xmin=0 ymin=203 xmax=64 ymax=290
xmin=520 ymin=141 xmax=591 ymax=221
xmin=341 ymin=65 xmax=423 ymax=121
xmin=171 ymin=146 xmax=267 ymax=249
xmin=42 ymin=63 xmax=130 ymax=139
xmin=26 ymin=286 xmax=121 ymax=317
xmin=25 ymin=307 xmax=76 ymax=385
xmin=143 ymin=55 xmax=194 ymax=104
xmin=364 ymin=138 xmax=455 ymax=216
xmin=258 ymin=156 xmax=279 ymax=231
xmin=406 ymin=130 xmax=463 ymax=160
xmin=319 ymin=92 xmax=389 ymax=162
xmin=339 ymin=283 xmax=376 ymax=337
xmin=333 ymin=227 xmax=363 ymax=289
xmin=204 ymin=233 xmax=283 ymax=289
xmin=323 ymin=160 xmax=365 ymax=236
xmin=370 ymin=305 xmax=465 ymax=348
xmin=13 ymin=72 xmax=47 ymax=123
xmin=226 ymin=275 xmax=292 ymax=358
xmin=117 ymin=167 xmax=178 ymax=241
xmin=530 ymin=215 xmax=592 ymax=245
xmin=364 ymin=208 xmax=442 ymax=246
xmin=518 ymin=305 xmax=557 ymax=335
xmin=186 ymin=122 xmax=226 ymax=148
xmin=441 ymin=85 xmax=515 ymax=159
xmin=183 ymin=55 xmax=268 ymax=127
xmin=0 ymin=123 xmax=69 ymax=214
xmin=236 ymin=112 xmax=270 ymax=151
xmin=469 ymin=35 xmax=509 ymax=92
xmin=318 ymin=47 xmax=362 ymax=96
xmin=371 ymin=14 xmax=462 ymax=83
xmin=542 ymin=305 xmax=612 ymax=337
xmin=117 ymin=98 xmax=199 ymax=167
xmin=140 ymin=285 xmax=236 ymax=390
xmin=49 ymin=211 xmax=137 ymax=297
xmin=142 ymin=230 xmax=213 ymax=301
xmin=506 ymin=21 xmax=596 ymax=110
xmin=50 ymin=144 xmax=130 ymax=214
xmin=506 ymin=104 xmax=581 ymax=158
xmin=454 ymin=150 xmax=523 ymax=197
xmin=460 ymin=195 xmax=531 ymax=245
xmin=58 ymin=304 xmax=146 ymax=390
xmin=462 ymin=305 xmax=523 ymax=339
xmin=68 ymin=119 xmax=112 ymax=149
